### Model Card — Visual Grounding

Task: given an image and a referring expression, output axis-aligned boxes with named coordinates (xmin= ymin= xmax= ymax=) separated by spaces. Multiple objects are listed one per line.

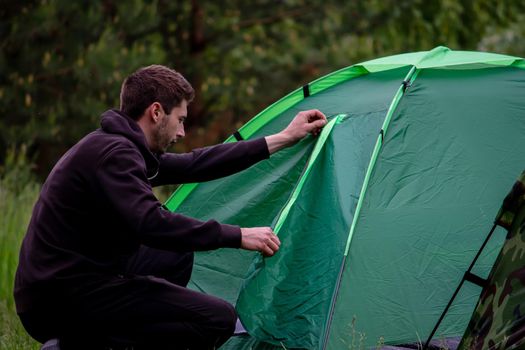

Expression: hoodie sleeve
xmin=150 ymin=137 xmax=270 ymax=186
xmin=96 ymin=145 xmax=241 ymax=251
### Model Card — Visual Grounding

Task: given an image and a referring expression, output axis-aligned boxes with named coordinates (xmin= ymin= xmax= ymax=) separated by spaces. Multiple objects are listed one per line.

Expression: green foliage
xmin=2 ymin=1 xmax=525 ymax=177
xmin=0 ymin=144 xmax=36 ymax=195
xmin=0 ymin=148 xmax=40 ymax=349
xmin=0 ymin=301 xmax=39 ymax=349
xmin=342 ymin=316 xmax=367 ymax=350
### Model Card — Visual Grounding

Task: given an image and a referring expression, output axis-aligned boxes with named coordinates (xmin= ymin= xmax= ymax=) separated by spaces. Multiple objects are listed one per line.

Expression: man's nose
xmin=177 ymin=126 xmax=185 ymax=138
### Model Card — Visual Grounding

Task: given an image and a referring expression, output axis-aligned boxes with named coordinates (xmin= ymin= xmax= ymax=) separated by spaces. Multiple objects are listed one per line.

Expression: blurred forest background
xmin=1 ymin=0 xmax=525 ymax=181
xmin=1 ymin=1 xmax=525 ymax=348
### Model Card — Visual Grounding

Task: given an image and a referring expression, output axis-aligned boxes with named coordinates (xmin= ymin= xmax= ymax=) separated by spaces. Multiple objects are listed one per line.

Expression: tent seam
xmin=321 ymin=65 xmax=420 ymax=350
xmin=343 ymin=65 xmax=419 ymax=256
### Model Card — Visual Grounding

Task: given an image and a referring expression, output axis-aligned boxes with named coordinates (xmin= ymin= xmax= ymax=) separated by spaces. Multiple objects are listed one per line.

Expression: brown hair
xmin=120 ymin=65 xmax=194 ymax=120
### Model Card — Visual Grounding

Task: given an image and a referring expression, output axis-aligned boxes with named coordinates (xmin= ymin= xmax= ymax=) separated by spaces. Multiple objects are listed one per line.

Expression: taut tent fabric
xmin=165 ymin=47 xmax=525 ymax=349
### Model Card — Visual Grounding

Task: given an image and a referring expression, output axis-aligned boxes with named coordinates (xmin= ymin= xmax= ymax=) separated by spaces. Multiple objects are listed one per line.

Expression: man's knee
xmin=210 ymin=300 xmax=237 ymax=334
xmin=199 ymin=300 xmax=236 ymax=348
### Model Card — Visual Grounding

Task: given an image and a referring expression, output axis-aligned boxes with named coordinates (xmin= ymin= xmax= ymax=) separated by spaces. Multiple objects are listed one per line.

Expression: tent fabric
xmin=459 ymin=171 xmax=525 ymax=350
xmin=164 ymin=47 xmax=525 ymax=349
xmin=327 ymin=66 xmax=525 ymax=349
xmin=236 ymin=114 xmax=383 ymax=348
xmin=358 ymin=46 xmax=524 ymax=72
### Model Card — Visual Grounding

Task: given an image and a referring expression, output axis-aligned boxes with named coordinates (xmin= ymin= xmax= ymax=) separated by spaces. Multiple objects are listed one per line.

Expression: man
xmin=15 ymin=65 xmax=327 ymax=349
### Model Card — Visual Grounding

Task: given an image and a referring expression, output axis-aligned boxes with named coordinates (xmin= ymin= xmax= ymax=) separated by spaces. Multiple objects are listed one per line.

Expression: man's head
xmin=120 ymin=65 xmax=194 ymax=153
xmin=120 ymin=65 xmax=194 ymax=120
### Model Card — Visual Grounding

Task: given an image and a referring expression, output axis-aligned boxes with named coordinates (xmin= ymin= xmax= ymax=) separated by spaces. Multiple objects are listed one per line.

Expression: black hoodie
xmin=14 ymin=109 xmax=269 ymax=313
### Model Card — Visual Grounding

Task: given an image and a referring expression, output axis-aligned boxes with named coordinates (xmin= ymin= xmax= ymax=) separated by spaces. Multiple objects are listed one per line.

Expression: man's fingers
xmin=306 ymin=118 xmax=327 ymax=137
xmin=266 ymin=238 xmax=280 ymax=253
xmin=313 ymin=118 xmax=327 ymax=127
xmin=260 ymin=230 xmax=280 ymax=256
xmin=262 ymin=246 xmax=274 ymax=257
xmin=273 ymin=232 xmax=281 ymax=247
xmin=305 ymin=109 xmax=327 ymax=123
xmin=240 ymin=227 xmax=281 ymax=257
xmin=302 ymin=111 xmax=327 ymax=135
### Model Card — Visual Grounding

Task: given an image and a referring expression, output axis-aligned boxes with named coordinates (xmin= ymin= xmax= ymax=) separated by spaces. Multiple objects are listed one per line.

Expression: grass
xmin=0 ymin=147 xmax=40 ymax=350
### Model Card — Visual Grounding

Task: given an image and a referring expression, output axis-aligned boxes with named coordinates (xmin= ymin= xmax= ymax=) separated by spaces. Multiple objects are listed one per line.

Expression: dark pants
xmin=19 ymin=247 xmax=237 ymax=349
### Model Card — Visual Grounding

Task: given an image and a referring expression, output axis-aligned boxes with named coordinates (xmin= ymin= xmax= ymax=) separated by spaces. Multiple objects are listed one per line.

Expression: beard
xmin=152 ymin=115 xmax=173 ymax=154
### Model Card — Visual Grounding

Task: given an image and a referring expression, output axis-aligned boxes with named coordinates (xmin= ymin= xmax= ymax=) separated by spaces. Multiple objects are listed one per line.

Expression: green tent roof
xmin=166 ymin=46 xmax=525 ymax=212
xmin=358 ymin=46 xmax=525 ymax=72
xmin=228 ymin=46 xmax=525 ymax=143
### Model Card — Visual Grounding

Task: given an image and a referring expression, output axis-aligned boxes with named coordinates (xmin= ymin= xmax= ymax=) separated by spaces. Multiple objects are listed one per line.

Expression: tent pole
xmin=423 ymin=223 xmax=498 ymax=349
xmin=320 ymin=256 xmax=347 ymax=350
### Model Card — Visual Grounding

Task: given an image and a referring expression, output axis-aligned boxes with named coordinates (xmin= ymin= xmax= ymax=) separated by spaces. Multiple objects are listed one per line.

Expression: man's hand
xmin=265 ymin=109 xmax=327 ymax=154
xmin=240 ymin=227 xmax=281 ymax=256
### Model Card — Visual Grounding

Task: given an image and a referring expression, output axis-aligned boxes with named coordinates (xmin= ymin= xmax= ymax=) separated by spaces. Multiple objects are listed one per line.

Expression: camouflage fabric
xmin=495 ymin=171 xmax=525 ymax=230
xmin=459 ymin=170 xmax=525 ymax=350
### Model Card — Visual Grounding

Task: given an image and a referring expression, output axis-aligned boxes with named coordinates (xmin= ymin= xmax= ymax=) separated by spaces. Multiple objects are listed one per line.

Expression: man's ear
xmin=148 ymin=102 xmax=162 ymax=123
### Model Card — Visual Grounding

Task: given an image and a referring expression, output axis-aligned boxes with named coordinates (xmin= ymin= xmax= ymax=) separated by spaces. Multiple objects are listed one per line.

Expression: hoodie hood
xmin=100 ymin=109 xmax=160 ymax=179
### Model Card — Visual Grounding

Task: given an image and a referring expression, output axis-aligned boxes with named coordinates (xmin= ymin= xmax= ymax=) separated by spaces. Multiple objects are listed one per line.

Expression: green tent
xmin=165 ymin=46 xmax=525 ymax=349
xmin=459 ymin=170 xmax=525 ymax=350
